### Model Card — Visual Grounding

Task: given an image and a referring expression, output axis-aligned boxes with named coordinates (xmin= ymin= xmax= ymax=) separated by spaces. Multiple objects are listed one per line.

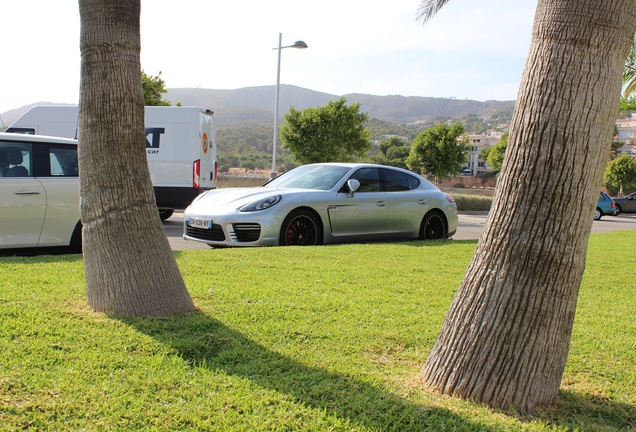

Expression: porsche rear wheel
xmin=280 ymin=209 xmax=322 ymax=246
xmin=419 ymin=211 xmax=447 ymax=240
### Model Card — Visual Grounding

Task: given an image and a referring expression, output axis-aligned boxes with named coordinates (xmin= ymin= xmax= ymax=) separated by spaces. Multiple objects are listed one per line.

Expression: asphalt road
xmin=165 ymin=211 xmax=636 ymax=250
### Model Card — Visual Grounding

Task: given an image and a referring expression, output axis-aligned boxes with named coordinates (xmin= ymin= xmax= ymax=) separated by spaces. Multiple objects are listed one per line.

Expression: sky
xmin=0 ymin=0 xmax=537 ymax=117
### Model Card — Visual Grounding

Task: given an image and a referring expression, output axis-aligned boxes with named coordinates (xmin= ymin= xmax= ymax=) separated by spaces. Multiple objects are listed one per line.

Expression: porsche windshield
xmin=265 ymin=165 xmax=351 ymax=190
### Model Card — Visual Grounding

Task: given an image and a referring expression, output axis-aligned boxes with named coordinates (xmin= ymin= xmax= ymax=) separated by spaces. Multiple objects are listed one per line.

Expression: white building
xmin=615 ymin=117 xmax=636 ymax=157
xmin=464 ymin=133 xmax=503 ymax=175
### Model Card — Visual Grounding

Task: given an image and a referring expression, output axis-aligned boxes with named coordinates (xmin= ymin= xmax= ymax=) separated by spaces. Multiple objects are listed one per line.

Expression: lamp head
xmin=291 ymin=40 xmax=308 ymax=49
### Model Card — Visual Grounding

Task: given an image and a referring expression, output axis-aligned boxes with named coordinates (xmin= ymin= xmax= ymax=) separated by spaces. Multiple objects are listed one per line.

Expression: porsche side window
xmin=350 ymin=168 xmax=381 ymax=192
xmin=380 ymin=169 xmax=419 ymax=192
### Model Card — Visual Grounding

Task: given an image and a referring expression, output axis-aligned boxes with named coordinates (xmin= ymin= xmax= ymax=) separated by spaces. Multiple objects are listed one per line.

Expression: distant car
xmin=595 ymin=191 xmax=615 ymax=220
xmin=612 ymin=191 xmax=636 ymax=215
xmin=183 ymin=163 xmax=458 ymax=247
xmin=0 ymin=133 xmax=81 ymax=252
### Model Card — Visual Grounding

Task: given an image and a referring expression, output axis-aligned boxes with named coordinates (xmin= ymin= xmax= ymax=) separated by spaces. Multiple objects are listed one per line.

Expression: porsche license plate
xmin=189 ymin=217 xmax=212 ymax=229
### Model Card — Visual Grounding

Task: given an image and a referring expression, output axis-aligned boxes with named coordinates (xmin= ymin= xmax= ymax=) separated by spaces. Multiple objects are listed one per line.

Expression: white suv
xmin=0 ymin=132 xmax=81 ymax=252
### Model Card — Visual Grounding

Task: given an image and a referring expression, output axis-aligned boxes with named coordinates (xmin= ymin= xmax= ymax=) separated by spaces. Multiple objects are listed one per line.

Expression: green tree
xmin=280 ymin=97 xmax=371 ymax=164
xmin=78 ymin=0 xmax=194 ymax=317
xmin=604 ymin=154 xmax=636 ymax=195
xmin=385 ymin=145 xmax=410 ymax=167
xmin=417 ymin=0 xmax=635 ymax=414
xmin=372 ymin=136 xmax=410 ymax=168
xmin=142 ymin=70 xmax=171 ymax=106
xmin=406 ymin=122 xmax=468 ymax=184
xmin=624 ymin=45 xmax=636 ymax=94
xmin=486 ymin=131 xmax=508 ymax=172
xmin=461 ymin=113 xmax=488 ymax=134
xmin=241 ymin=160 xmax=256 ymax=171
xmin=619 ymin=37 xmax=636 ymax=112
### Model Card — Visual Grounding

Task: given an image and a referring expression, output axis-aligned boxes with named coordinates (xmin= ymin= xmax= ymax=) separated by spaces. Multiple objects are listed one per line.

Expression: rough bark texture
xmin=78 ymin=0 xmax=195 ymax=317
xmin=421 ymin=0 xmax=636 ymax=413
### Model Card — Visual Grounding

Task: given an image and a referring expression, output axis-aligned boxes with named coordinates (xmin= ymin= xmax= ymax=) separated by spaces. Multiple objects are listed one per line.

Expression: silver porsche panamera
xmin=183 ymin=163 xmax=458 ymax=247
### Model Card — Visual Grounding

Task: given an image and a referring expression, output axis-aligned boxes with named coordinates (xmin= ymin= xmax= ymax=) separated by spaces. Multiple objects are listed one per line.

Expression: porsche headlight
xmin=239 ymin=195 xmax=282 ymax=212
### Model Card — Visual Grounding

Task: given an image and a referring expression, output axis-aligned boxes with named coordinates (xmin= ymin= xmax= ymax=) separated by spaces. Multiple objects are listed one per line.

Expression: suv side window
xmin=26 ymin=143 xmax=78 ymax=177
xmin=48 ymin=147 xmax=78 ymax=176
xmin=0 ymin=142 xmax=32 ymax=177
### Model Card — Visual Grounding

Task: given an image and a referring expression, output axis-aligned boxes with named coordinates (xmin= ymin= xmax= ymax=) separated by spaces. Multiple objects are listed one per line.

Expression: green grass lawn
xmin=1 ymin=232 xmax=634 ymax=431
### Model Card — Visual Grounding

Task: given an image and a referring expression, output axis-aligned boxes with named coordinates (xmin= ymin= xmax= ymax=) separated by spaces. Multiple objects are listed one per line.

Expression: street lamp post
xmin=272 ymin=33 xmax=308 ymax=178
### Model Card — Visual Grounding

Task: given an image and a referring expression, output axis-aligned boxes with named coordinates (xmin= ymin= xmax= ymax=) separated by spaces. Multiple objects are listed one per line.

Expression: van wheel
xmin=159 ymin=208 xmax=175 ymax=221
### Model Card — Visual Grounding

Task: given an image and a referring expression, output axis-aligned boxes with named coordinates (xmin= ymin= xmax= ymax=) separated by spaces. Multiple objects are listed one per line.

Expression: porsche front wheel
xmin=279 ymin=210 xmax=322 ymax=246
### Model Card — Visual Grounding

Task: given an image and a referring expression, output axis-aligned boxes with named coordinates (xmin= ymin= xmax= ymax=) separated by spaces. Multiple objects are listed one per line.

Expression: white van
xmin=6 ymin=105 xmax=218 ymax=219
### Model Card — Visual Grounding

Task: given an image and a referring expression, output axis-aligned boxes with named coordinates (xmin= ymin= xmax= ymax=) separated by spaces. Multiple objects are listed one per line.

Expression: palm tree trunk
xmin=421 ymin=0 xmax=635 ymax=413
xmin=78 ymin=0 xmax=195 ymax=317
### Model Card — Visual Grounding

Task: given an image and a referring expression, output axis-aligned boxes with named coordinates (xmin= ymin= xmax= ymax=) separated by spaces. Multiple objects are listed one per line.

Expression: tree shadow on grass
xmin=123 ymin=310 xmax=636 ymax=431
xmin=123 ymin=310 xmax=489 ymax=431
xmin=538 ymin=390 xmax=636 ymax=431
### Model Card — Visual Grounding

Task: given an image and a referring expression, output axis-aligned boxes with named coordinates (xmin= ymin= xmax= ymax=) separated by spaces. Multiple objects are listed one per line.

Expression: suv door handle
xmin=15 ymin=190 xmax=41 ymax=195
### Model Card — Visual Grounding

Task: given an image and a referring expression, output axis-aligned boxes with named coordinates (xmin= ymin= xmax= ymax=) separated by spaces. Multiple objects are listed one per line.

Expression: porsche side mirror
xmin=347 ymin=179 xmax=360 ymax=198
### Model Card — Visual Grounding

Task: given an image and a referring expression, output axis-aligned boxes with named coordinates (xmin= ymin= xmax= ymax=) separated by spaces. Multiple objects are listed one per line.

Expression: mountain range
xmin=165 ymin=85 xmax=516 ymax=125
xmin=1 ymin=85 xmax=516 ymax=128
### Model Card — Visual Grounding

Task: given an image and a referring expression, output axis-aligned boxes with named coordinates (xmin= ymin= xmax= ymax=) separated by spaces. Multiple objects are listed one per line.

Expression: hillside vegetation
xmin=165 ymin=85 xmax=515 ymax=125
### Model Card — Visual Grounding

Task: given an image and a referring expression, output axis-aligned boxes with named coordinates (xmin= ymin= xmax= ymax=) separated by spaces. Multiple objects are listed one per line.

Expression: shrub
xmin=453 ymin=194 xmax=492 ymax=212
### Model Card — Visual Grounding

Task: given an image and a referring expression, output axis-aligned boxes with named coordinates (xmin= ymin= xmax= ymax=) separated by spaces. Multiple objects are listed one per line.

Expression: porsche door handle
xmin=15 ymin=190 xmax=42 ymax=195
